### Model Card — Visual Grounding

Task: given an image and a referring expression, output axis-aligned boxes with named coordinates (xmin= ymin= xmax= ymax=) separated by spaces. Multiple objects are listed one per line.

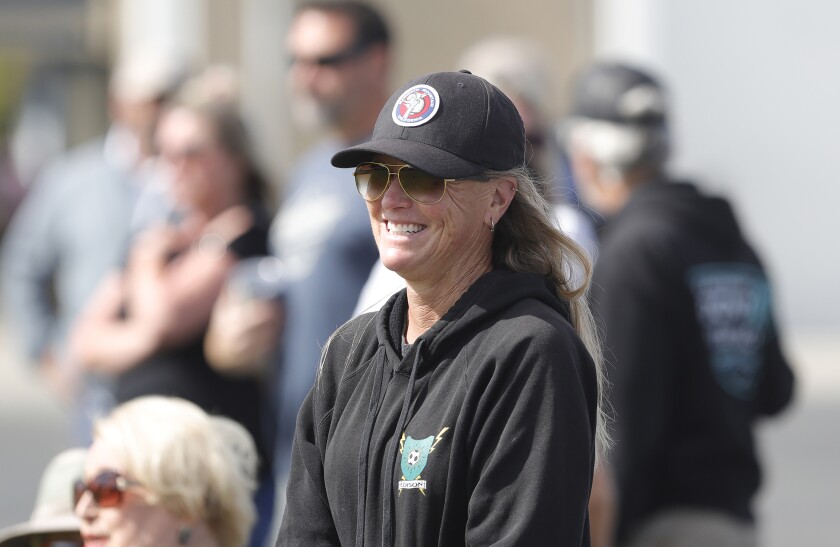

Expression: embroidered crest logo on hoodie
xmin=398 ymin=427 xmax=449 ymax=494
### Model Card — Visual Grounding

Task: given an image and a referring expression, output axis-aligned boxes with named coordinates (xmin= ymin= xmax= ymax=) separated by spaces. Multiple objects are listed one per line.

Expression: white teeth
xmin=388 ymin=222 xmax=425 ymax=234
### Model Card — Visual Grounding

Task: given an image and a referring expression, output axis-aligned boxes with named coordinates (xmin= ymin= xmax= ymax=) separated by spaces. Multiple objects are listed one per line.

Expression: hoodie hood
xmin=619 ymin=180 xmax=743 ymax=248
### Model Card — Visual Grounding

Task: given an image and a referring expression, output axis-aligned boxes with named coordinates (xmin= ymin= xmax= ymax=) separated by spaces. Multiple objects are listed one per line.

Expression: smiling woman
xmin=277 ymin=71 xmax=608 ymax=547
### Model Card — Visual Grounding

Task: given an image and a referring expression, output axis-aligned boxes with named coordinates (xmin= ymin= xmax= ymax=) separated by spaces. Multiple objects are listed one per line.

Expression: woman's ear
xmin=485 ymin=177 xmax=517 ymax=228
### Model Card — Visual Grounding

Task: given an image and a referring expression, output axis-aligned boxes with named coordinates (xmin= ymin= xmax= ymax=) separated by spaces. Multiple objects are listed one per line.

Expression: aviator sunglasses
xmin=73 ymin=470 xmax=140 ymax=508
xmin=353 ymin=162 xmax=468 ymax=205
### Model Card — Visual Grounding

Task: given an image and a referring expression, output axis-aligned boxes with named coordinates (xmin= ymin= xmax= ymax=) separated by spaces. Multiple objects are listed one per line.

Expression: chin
xmin=380 ymin=258 xmax=408 ymax=275
xmin=379 ymin=251 xmax=413 ymax=276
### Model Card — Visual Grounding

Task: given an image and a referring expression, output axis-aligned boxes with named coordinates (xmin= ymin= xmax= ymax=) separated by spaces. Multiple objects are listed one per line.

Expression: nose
xmin=162 ymin=153 xmax=190 ymax=184
xmin=290 ymin=59 xmax=322 ymax=93
xmin=74 ymin=490 xmax=98 ymax=519
xmin=380 ymin=171 xmax=412 ymax=208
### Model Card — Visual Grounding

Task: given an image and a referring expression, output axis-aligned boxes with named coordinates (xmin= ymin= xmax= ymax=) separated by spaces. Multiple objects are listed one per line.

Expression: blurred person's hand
xmin=124 ymin=223 xmax=187 ymax=328
xmin=70 ymin=205 xmax=261 ymax=374
xmin=68 ymin=271 xmax=160 ymax=374
xmin=204 ymin=284 xmax=284 ymax=376
xmin=125 ymin=205 xmax=255 ymax=345
xmin=589 ymin=461 xmax=618 ymax=547
xmin=127 ymin=217 xmax=202 ymax=274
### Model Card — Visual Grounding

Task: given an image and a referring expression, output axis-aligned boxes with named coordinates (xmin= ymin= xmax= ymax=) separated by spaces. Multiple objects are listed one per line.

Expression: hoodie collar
xmin=376 ymin=269 xmax=572 ymax=375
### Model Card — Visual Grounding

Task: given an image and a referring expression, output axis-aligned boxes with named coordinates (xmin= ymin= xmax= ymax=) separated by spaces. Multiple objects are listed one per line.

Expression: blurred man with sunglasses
xmin=285 ymin=2 xmax=391 ymax=137
xmin=204 ymin=1 xmax=392 ymax=530
xmin=273 ymin=0 xmax=390 ymax=474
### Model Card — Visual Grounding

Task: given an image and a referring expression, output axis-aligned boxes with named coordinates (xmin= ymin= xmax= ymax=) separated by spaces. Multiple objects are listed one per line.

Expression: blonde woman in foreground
xmin=74 ymin=396 xmax=257 ymax=547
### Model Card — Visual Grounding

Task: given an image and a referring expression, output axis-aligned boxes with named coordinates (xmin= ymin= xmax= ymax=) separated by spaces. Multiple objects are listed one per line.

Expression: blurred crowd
xmin=0 ymin=1 xmax=794 ymax=547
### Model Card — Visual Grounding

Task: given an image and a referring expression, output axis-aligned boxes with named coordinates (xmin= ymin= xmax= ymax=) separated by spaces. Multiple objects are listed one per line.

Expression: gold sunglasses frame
xmin=353 ymin=162 xmax=465 ymax=205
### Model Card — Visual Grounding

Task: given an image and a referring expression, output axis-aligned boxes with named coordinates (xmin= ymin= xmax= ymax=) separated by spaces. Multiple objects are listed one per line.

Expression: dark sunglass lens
xmin=93 ymin=472 xmax=124 ymax=507
xmin=74 ymin=471 xmax=125 ymax=508
xmin=354 ymin=163 xmax=389 ymax=201
xmin=315 ymin=51 xmax=350 ymax=67
xmin=290 ymin=43 xmax=366 ymax=68
xmin=400 ymin=169 xmax=445 ymax=203
xmin=316 ymin=42 xmax=367 ymax=66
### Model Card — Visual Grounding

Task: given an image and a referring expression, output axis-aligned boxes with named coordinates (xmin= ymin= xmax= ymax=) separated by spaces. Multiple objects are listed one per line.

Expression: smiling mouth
xmin=386 ymin=221 xmax=426 ymax=235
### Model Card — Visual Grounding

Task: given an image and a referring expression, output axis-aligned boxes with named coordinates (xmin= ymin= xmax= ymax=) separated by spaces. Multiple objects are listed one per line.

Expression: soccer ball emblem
xmin=407 ymin=449 xmax=421 ymax=466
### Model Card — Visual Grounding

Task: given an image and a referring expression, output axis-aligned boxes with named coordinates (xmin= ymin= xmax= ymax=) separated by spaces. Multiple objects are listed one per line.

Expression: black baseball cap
xmin=570 ymin=62 xmax=667 ymax=127
xmin=331 ymin=70 xmax=525 ymax=178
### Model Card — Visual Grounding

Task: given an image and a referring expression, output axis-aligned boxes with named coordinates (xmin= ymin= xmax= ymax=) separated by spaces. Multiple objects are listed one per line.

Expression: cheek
xmin=112 ymin=503 xmax=181 ymax=547
xmin=171 ymin=162 xmax=201 ymax=186
xmin=173 ymin=165 xmax=213 ymax=201
xmin=441 ymin=198 xmax=484 ymax=239
xmin=366 ymin=201 xmax=382 ymax=236
xmin=442 ymin=216 xmax=479 ymax=249
xmin=206 ymin=154 xmax=245 ymax=200
xmin=579 ymin=180 xmax=611 ymax=211
xmin=316 ymin=71 xmax=347 ymax=99
xmin=87 ymin=507 xmax=134 ymax=546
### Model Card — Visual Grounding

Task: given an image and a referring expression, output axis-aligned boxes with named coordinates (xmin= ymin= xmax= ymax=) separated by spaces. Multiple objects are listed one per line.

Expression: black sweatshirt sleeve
xmin=592 ymin=238 xmax=677 ymax=535
xmin=276 ymin=387 xmax=340 ymax=546
xmin=463 ymin=320 xmax=596 ymax=546
xmin=754 ymin=320 xmax=796 ymax=417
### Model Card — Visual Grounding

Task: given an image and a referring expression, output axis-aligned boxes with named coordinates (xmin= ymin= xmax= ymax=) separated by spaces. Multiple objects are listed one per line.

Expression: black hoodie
xmin=278 ymin=269 xmax=598 ymax=546
xmin=591 ymin=181 xmax=795 ymax=544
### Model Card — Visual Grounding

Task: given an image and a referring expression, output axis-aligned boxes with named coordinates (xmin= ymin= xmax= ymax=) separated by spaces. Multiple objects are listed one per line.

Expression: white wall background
xmin=118 ymin=0 xmax=204 ymax=65
xmin=594 ymin=0 xmax=840 ymax=331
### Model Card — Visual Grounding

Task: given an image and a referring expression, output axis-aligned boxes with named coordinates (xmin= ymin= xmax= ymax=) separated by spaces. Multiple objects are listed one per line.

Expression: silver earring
xmin=178 ymin=527 xmax=192 ymax=545
xmin=490 ymin=219 xmax=495 ymax=233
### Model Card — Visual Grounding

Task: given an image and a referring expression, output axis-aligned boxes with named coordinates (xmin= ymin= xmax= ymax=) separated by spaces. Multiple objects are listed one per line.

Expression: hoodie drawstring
xmin=355 ymin=347 xmax=387 ymax=547
xmin=382 ymin=338 xmax=425 ymax=546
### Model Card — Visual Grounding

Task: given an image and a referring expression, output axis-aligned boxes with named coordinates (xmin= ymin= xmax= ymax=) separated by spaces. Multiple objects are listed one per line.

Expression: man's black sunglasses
xmin=290 ymin=42 xmax=371 ymax=68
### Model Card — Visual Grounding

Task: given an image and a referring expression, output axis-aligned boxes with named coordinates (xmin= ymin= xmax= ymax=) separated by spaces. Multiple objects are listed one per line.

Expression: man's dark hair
xmin=298 ymin=1 xmax=391 ymax=50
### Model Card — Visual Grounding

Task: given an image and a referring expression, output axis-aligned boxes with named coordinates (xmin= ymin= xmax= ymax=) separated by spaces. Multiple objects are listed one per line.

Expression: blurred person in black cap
xmin=566 ymin=61 xmax=796 ymax=547
xmin=0 ymin=448 xmax=86 ymax=547
xmin=277 ymin=69 xmax=607 ymax=546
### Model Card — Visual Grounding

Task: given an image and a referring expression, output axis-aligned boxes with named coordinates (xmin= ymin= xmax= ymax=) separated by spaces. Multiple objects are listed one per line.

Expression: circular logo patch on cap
xmin=392 ymin=84 xmax=440 ymax=127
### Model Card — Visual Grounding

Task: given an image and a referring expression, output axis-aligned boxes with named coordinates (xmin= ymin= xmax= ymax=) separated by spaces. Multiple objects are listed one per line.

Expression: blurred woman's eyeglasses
xmin=73 ymin=470 xmax=140 ymax=508
xmin=161 ymin=142 xmax=213 ymax=164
